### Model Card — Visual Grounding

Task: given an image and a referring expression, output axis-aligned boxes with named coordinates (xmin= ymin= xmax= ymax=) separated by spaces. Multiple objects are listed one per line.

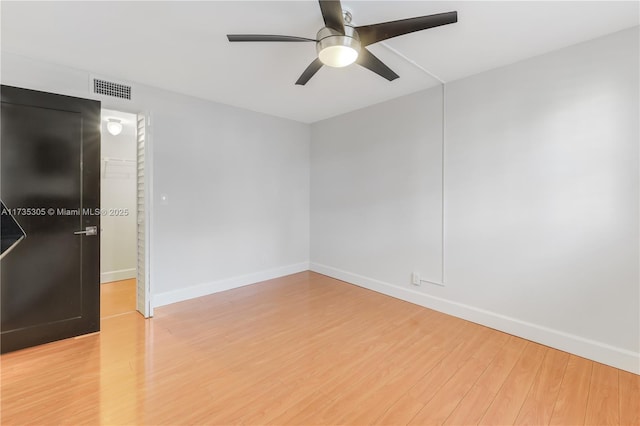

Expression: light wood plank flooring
xmin=100 ymin=278 xmax=137 ymax=318
xmin=1 ymin=272 xmax=638 ymax=425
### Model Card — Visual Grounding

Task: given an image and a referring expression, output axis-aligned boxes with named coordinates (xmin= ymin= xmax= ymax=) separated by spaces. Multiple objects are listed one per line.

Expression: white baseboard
xmin=152 ymin=261 xmax=310 ymax=308
xmin=101 ymin=268 xmax=136 ymax=284
xmin=310 ymin=262 xmax=640 ymax=375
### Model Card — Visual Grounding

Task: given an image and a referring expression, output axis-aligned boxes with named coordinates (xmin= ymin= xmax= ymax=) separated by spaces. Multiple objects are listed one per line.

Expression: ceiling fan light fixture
xmin=318 ymin=44 xmax=359 ymax=67
xmin=316 ymin=26 xmax=361 ymax=68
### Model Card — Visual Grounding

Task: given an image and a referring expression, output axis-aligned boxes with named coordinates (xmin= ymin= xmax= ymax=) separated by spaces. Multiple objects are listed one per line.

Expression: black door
xmin=1 ymin=85 xmax=101 ymax=353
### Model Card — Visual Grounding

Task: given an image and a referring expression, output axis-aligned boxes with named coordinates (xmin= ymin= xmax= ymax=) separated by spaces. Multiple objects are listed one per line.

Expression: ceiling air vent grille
xmin=93 ymin=78 xmax=132 ymax=100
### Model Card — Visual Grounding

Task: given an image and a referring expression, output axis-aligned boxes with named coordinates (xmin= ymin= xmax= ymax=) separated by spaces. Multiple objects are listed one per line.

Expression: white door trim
xmin=136 ymin=112 xmax=153 ymax=318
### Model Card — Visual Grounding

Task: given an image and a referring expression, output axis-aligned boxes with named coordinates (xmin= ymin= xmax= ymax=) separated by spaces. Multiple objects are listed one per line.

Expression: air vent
xmin=93 ymin=78 xmax=131 ymax=100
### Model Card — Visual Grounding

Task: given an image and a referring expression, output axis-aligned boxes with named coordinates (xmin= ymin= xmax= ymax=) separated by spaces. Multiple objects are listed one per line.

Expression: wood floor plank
xmin=337 ymin=346 xmax=450 ymax=425
xmin=212 ymin=317 xmax=410 ymax=422
xmin=280 ymin=316 xmax=457 ymax=425
xmin=330 ymin=312 xmax=465 ymax=425
xmin=443 ymin=335 xmax=527 ymax=425
xmin=619 ymin=370 xmax=640 ymax=426
xmin=238 ymin=297 xmax=423 ymax=424
xmin=479 ymin=342 xmax=547 ymax=425
xmin=409 ymin=330 xmax=509 ymax=425
xmin=515 ymin=348 xmax=570 ymax=425
xmin=100 ymin=278 xmax=136 ymax=318
xmin=406 ymin=322 xmax=489 ymax=405
xmin=549 ymin=355 xmax=593 ymax=425
xmin=585 ymin=362 xmax=620 ymax=425
xmin=374 ymin=393 xmax=425 ymax=425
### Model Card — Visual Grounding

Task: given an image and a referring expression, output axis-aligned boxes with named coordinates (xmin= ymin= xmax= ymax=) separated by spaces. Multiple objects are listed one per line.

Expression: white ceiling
xmin=1 ymin=1 xmax=638 ymax=123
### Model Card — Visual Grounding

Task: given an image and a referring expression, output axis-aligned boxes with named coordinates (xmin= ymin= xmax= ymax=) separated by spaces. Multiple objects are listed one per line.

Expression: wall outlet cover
xmin=411 ymin=272 xmax=421 ymax=286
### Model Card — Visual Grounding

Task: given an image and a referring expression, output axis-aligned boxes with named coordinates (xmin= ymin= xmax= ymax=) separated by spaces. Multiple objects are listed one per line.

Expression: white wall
xmin=1 ymin=52 xmax=311 ymax=306
xmin=150 ymin=93 xmax=310 ymax=302
xmin=311 ymin=87 xmax=444 ymax=285
xmin=100 ymin=109 xmax=138 ymax=283
xmin=445 ymin=27 xmax=638 ymax=359
xmin=311 ymin=27 xmax=639 ymax=373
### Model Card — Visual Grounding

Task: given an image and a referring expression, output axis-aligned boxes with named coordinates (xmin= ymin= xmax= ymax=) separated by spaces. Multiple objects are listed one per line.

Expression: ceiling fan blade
xmin=318 ymin=0 xmax=345 ymax=33
xmin=227 ymin=34 xmax=316 ymax=42
xmin=357 ymin=48 xmax=399 ymax=82
xmin=355 ymin=11 xmax=457 ymax=46
xmin=296 ymin=58 xmax=323 ymax=86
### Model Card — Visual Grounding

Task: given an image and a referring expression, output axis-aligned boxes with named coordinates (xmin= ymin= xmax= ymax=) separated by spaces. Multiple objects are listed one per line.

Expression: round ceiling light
xmin=106 ymin=118 xmax=123 ymax=136
xmin=318 ymin=45 xmax=359 ymax=68
xmin=316 ymin=27 xmax=361 ymax=68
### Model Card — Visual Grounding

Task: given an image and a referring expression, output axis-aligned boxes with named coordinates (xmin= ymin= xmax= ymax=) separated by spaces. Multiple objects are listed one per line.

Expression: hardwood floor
xmin=100 ymin=278 xmax=137 ymax=318
xmin=1 ymin=272 xmax=638 ymax=425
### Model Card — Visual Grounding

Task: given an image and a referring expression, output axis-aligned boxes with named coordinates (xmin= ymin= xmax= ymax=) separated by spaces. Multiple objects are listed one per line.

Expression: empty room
xmin=0 ymin=1 xmax=638 ymax=425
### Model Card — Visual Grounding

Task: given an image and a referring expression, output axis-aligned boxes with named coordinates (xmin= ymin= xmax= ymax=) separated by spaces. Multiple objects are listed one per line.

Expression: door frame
xmin=137 ymin=112 xmax=154 ymax=317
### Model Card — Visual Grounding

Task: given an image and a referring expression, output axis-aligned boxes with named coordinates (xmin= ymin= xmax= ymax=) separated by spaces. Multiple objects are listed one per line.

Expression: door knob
xmin=74 ymin=226 xmax=98 ymax=236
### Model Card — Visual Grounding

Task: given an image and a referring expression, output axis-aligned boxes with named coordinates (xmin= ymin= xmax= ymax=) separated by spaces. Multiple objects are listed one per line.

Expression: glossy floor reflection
xmin=1 ymin=272 xmax=638 ymax=425
xmin=100 ymin=278 xmax=136 ymax=319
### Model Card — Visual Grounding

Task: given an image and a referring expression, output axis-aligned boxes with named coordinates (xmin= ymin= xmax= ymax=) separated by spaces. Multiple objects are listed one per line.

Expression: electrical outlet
xmin=411 ymin=272 xmax=421 ymax=286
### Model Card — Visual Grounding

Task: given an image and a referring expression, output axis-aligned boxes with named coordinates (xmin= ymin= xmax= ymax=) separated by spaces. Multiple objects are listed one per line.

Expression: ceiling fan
xmin=227 ymin=0 xmax=457 ymax=86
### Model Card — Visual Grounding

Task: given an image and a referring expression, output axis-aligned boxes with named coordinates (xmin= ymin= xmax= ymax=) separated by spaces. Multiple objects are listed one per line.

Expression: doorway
xmin=100 ymin=109 xmax=137 ymax=317
xmin=99 ymin=108 xmax=151 ymax=319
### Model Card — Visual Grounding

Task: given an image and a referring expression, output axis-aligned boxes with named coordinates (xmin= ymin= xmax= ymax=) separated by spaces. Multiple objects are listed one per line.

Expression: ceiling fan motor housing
xmin=316 ymin=26 xmax=361 ymax=67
